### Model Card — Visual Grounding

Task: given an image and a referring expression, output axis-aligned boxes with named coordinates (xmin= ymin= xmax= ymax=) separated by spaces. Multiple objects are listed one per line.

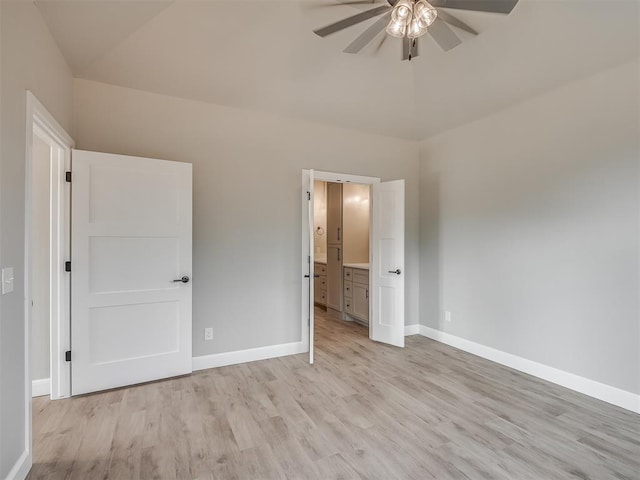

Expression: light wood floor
xmin=30 ymin=309 xmax=640 ymax=479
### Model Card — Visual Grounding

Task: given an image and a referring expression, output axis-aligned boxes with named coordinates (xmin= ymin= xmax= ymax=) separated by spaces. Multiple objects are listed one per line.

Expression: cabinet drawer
xmin=344 ymin=297 xmax=353 ymax=314
xmin=315 ymin=263 xmax=327 ymax=275
xmin=343 ymin=267 xmax=353 ymax=280
xmin=343 ymin=280 xmax=353 ymax=298
xmin=353 ymin=269 xmax=368 ymax=285
xmin=317 ymin=275 xmax=327 ymax=290
xmin=316 ymin=290 xmax=327 ymax=305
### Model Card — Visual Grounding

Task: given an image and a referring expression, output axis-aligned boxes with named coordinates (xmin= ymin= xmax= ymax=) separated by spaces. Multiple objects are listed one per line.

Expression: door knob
xmin=173 ymin=276 xmax=190 ymax=283
xmin=388 ymin=269 xmax=401 ymax=275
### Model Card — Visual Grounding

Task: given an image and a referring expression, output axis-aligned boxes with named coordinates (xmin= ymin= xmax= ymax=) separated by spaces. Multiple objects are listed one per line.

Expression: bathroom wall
xmin=313 ymin=180 xmax=327 ymax=258
xmin=343 ymin=183 xmax=370 ymax=264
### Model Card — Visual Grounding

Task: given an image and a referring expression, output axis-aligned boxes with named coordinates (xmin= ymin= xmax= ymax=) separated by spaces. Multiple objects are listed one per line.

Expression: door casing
xmin=302 ymin=170 xmax=405 ymax=361
xmin=23 ymin=91 xmax=75 ymax=477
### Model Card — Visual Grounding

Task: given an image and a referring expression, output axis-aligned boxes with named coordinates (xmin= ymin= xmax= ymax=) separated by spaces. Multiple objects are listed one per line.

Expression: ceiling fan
xmin=312 ymin=0 xmax=518 ymax=61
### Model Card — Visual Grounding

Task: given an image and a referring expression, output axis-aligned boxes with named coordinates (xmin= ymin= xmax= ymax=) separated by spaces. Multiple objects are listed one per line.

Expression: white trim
xmin=313 ymin=170 xmax=381 ymax=185
xmin=192 ymin=341 xmax=306 ymax=371
xmin=47 ymin=129 xmax=71 ymax=401
xmin=404 ymin=324 xmax=420 ymax=336
xmin=301 ymin=170 xmax=312 ymax=363
xmin=417 ymin=325 xmax=640 ymax=414
xmin=26 ymin=91 xmax=73 ymax=403
xmin=4 ymin=450 xmax=31 ymax=480
xmin=307 ymin=171 xmax=315 ymax=364
xmin=27 ymin=92 xmax=74 ymax=148
xmin=31 ymin=378 xmax=50 ymax=398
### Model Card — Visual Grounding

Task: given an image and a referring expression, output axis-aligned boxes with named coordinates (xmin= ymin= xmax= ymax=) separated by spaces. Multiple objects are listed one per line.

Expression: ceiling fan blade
xmin=428 ymin=17 xmax=462 ymax=51
xmin=343 ymin=11 xmax=391 ymax=54
xmin=431 ymin=0 xmax=518 ymax=14
xmin=374 ymin=30 xmax=388 ymax=53
xmin=314 ymin=5 xmax=391 ymax=37
xmin=436 ymin=10 xmax=478 ymax=35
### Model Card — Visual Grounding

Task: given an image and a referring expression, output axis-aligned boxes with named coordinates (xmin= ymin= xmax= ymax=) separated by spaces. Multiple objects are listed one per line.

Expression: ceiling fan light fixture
xmin=386 ymin=17 xmax=407 ymax=38
xmin=407 ymin=16 xmax=428 ymax=38
xmin=312 ymin=0 xmax=517 ymax=61
xmin=414 ymin=0 xmax=438 ymax=28
xmin=391 ymin=0 xmax=413 ymax=24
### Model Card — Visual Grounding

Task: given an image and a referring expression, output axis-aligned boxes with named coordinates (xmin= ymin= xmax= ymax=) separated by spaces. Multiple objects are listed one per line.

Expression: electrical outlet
xmin=445 ymin=310 xmax=452 ymax=323
xmin=204 ymin=327 xmax=213 ymax=341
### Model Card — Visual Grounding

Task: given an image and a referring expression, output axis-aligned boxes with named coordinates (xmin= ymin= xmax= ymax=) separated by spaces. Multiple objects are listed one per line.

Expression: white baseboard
xmin=193 ymin=341 xmax=306 ymax=371
xmin=417 ymin=325 xmax=640 ymax=414
xmin=5 ymin=450 xmax=31 ymax=480
xmin=404 ymin=324 xmax=420 ymax=336
xmin=32 ymin=378 xmax=50 ymax=397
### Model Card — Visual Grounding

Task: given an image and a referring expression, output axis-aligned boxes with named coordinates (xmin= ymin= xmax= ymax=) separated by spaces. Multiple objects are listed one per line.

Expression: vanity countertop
xmin=343 ymin=263 xmax=369 ymax=270
xmin=314 ymin=256 xmax=327 ymax=265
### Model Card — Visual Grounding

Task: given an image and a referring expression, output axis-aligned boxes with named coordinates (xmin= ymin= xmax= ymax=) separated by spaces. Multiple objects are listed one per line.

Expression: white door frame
xmin=301 ymin=170 xmax=381 ymax=359
xmin=302 ymin=170 xmax=315 ymax=363
xmin=25 ymin=91 xmax=74 ymax=410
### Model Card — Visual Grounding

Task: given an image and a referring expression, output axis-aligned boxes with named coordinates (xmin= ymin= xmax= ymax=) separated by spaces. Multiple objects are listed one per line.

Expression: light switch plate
xmin=2 ymin=267 xmax=15 ymax=294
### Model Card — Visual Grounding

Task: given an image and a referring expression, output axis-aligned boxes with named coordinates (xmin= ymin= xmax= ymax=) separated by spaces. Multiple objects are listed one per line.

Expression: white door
xmin=302 ymin=169 xmax=315 ymax=364
xmin=71 ymin=150 xmax=192 ymax=395
xmin=370 ymin=180 xmax=405 ymax=347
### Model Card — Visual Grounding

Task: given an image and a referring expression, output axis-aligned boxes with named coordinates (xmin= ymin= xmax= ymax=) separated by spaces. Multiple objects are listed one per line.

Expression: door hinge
xmin=65 ymin=171 xmax=72 ymax=183
xmin=65 ymin=351 xmax=71 ymax=362
xmin=307 ymin=191 xmax=311 ymax=201
xmin=64 ymin=261 xmax=71 ymax=272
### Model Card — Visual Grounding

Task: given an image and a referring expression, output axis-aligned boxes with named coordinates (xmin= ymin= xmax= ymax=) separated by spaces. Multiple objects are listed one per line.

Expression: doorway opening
xmin=302 ymin=170 xmax=406 ymax=365
xmin=312 ymin=180 xmax=371 ymax=341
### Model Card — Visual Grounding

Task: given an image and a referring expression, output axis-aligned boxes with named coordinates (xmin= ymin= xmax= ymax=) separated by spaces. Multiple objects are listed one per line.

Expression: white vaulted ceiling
xmin=36 ymin=0 xmax=639 ymax=139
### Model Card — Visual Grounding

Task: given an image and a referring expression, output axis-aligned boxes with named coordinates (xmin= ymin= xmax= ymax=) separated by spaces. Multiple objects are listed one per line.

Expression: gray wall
xmin=73 ymin=79 xmax=421 ymax=359
xmin=0 ymin=1 xmax=74 ymax=476
xmin=419 ymin=59 xmax=640 ymax=394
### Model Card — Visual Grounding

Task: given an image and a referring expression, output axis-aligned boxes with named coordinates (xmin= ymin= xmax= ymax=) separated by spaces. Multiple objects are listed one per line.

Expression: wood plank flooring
xmin=29 ymin=308 xmax=640 ymax=479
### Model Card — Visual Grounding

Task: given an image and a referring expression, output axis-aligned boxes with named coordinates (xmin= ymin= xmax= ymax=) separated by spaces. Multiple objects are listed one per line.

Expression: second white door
xmin=370 ymin=180 xmax=405 ymax=347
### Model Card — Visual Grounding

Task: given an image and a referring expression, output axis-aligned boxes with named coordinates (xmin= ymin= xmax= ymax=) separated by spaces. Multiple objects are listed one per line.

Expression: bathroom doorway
xmin=301 ymin=170 xmax=406 ymax=364
xmin=313 ymin=180 xmax=371 ymax=326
